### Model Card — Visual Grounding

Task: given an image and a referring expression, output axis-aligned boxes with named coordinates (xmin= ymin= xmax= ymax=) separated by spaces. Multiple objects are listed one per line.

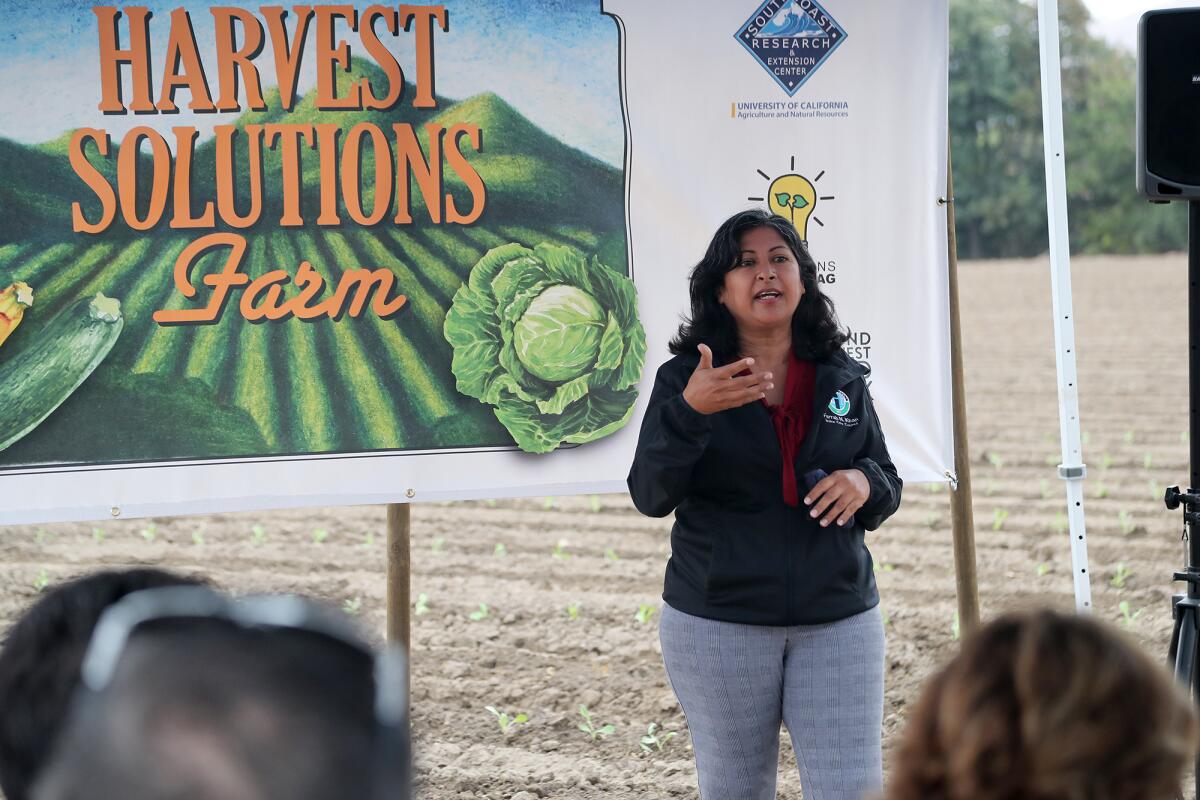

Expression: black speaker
xmin=1137 ymin=7 xmax=1200 ymax=201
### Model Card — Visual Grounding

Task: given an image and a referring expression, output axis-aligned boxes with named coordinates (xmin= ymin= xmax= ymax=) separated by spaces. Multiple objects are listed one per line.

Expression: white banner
xmin=607 ymin=0 xmax=953 ymax=487
xmin=0 ymin=0 xmax=950 ymax=524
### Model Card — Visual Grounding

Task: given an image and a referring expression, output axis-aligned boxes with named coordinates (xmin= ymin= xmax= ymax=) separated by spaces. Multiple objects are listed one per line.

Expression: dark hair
xmin=885 ymin=609 xmax=1199 ymax=800
xmin=669 ymin=208 xmax=847 ymax=363
xmin=0 ymin=568 xmax=205 ymax=800
xmin=33 ymin=620 xmax=379 ymax=800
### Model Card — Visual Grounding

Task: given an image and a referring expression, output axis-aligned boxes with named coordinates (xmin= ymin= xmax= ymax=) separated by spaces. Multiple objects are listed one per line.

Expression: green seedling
xmin=923 ymin=512 xmax=938 ymax=529
xmin=493 ymin=542 xmax=507 ymax=557
xmin=589 ymin=494 xmax=602 ymax=513
xmin=33 ymin=569 xmax=49 ymax=592
xmin=1095 ymin=483 xmax=1109 ymax=499
xmin=635 ymin=603 xmax=656 ymax=624
xmin=986 ymin=452 xmax=1005 ymax=470
xmin=1182 ymin=431 xmax=1190 ymax=444
xmin=1099 ymin=453 xmax=1114 ymax=471
xmin=414 ymin=593 xmax=429 ymax=616
xmin=311 ymin=528 xmax=329 ymax=544
xmin=92 ymin=527 xmax=105 ymax=543
xmin=469 ymin=603 xmax=490 ymax=621
xmin=431 ymin=537 xmax=445 ymax=553
xmin=1118 ymin=600 xmax=1142 ymax=628
xmin=578 ymin=705 xmax=615 ymax=741
xmin=361 ymin=531 xmax=376 ymax=548
xmin=880 ymin=608 xmax=892 ymax=626
xmin=951 ymin=611 xmax=960 ymax=641
xmin=1123 ymin=430 xmax=1135 ymax=444
xmin=552 ymin=539 xmax=571 ymax=559
xmin=926 ymin=482 xmax=942 ymax=493
xmin=566 ymin=601 xmax=581 ymax=621
xmin=639 ymin=723 xmax=677 ymax=753
xmin=1050 ymin=512 xmax=1068 ymax=535
xmin=1039 ymin=479 xmax=1051 ymax=500
xmin=604 ymin=547 xmax=620 ymax=562
xmin=875 ymin=561 xmax=895 ymax=573
xmin=485 ymin=498 xmax=498 ymax=507
xmin=486 ymin=706 xmax=528 ymax=734
xmin=342 ymin=597 xmax=362 ymax=615
xmin=1150 ymin=481 xmax=1162 ymax=502
xmin=543 ymin=496 xmax=558 ymax=510
xmin=1044 ymin=454 xmax=1058 ymax=467
xmin=34 ymin=528 xmax=49 ymax=544
xmin=984 ymin=480 xmax=995 ymax=497
xmin=1118 ymin=510 xmax=1135 ymax=535
xmin=1035 ymin=563 xmax=1050 ymax=577
xmin=140 ymin=523 xmax=157 ymax=543
xmin=1081 ymin=431 xmax=1091 ymax=445
xmin=250 ymin=524 xmax=267 ymax=546
xmin=1111 ymin=563 xmax=1132 ymax=589
xmin=1143 ymin=453 xmax=1153 ymax=470
xmin=191 ymin=530 xmax=205 ymax=546
xmin=992 ymin=508 xmax=1009 ymax=531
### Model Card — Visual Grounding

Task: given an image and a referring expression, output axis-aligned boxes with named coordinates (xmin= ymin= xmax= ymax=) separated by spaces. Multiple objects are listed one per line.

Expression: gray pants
xmin=659 ymin=603 xmax=885 ymax=800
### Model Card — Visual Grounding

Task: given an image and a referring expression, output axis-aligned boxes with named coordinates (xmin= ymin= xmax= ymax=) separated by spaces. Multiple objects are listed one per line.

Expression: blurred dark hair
xmin=669 ymin=208 xmax=847 ymax=363
xmin=33 ymin=621 xmax=378 ymax=800
xmin=885 ymin=609 xmax=1199 ymax=800
xmin=0 ymin=568 xmax=205 ymax=800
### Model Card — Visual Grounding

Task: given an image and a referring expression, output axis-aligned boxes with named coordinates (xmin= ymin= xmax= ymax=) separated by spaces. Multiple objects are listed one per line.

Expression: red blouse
xmin=763 ymin=351 xmax=816 ymax=506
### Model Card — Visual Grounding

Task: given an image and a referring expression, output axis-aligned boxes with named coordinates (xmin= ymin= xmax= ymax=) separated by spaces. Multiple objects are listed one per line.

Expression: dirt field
xmin=0 ymin=253 xmax=1192 ymax=799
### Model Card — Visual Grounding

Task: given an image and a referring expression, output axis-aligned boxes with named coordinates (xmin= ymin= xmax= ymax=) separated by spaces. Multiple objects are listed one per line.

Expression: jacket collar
xmin=811 ymin=348 xmax=869 ymax=404
xmin=678 ymin=345 xmax=868 ymax=399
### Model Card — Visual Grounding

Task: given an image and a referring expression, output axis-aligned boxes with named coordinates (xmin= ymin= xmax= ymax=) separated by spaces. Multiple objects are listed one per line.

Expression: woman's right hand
xmin=681 ymin=344 xmax=774 ymax=415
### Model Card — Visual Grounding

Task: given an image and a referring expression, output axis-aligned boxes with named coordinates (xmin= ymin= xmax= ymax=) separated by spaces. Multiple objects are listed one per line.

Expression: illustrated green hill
xmin=0 ymin=60 xmax=630 ymax=466
xmin=0 ymin=137 xmax=92 ymax=243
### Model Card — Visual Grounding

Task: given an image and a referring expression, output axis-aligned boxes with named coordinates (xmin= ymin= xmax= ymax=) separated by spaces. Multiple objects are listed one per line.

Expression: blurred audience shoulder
xmin=884 ymin=608 xmax=1199 ymax=800
xmin=0 ymin=568 xmax=205 ymax=800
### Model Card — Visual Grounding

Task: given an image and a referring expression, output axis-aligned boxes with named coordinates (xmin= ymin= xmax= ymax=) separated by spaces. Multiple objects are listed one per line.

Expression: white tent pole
xmin=1036 ymin=0 xmax=1092 ymax=613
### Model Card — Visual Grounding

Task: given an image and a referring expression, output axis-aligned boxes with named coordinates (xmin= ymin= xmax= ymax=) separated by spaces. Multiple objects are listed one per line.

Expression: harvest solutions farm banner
xmin=0 ymin=0 xmax=951 ymax=524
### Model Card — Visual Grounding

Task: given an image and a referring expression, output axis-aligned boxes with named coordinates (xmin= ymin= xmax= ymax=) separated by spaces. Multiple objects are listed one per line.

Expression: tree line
xmin=949 ymin=0 xmax=1188 ymax=258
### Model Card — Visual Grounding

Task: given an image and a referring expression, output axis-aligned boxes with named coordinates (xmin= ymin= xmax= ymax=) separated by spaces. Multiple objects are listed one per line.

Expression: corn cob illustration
xmin=0 ymin=281 xmax=34 ymax=349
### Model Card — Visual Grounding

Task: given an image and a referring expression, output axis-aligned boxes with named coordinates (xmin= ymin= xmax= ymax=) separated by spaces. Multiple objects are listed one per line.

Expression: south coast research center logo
xmin=735 ymin=0 xmax=847 ymax=95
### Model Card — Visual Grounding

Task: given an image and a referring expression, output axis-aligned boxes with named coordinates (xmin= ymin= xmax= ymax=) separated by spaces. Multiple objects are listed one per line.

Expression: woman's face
xmin=718 ymin=226 xmax=804 ymax=337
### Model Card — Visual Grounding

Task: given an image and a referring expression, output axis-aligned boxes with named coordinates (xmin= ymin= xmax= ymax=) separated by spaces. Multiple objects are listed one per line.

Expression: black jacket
xmin=627 ymin=348 xmax=903 ymax=626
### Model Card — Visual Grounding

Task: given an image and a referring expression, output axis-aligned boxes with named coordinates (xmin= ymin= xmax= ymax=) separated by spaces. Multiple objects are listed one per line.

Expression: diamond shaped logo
xmin=735 ymin=0 xmax=847 ymax=95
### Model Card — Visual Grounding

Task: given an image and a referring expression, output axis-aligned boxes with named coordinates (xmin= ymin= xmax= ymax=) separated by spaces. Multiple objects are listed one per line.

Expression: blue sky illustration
xmin=0 ymin=0 xmax=623 ymax=166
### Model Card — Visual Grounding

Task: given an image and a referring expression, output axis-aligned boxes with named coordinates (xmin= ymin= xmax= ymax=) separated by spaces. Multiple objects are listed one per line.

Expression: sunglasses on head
xmin=80 ymin=585 xmax=410 ymax=800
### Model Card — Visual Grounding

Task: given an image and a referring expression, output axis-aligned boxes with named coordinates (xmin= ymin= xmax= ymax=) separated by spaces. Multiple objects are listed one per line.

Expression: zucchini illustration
xmin=0 ymin=292 xmax=123 ymax=452
xmin=0 ymin=281 xmax=33 ymax=349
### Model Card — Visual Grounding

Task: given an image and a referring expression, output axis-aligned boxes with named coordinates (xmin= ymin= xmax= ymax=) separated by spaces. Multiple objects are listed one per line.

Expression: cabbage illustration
xmin=443 ymin=242 xmax=646 ymax=454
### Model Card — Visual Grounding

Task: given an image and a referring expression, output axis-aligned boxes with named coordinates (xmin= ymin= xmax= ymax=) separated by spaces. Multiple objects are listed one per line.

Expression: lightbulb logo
xmin=748 ymin=158 xmax=835 ymax=243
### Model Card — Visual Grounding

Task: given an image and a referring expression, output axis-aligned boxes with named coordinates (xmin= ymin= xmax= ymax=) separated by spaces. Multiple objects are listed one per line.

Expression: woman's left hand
xmin=804 ymin=469 xmax=871 ymax=527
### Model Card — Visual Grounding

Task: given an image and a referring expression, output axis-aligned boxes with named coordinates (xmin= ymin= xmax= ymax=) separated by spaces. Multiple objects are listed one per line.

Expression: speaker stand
xmin=1166 ymin=200 xmax=1200 ymax=800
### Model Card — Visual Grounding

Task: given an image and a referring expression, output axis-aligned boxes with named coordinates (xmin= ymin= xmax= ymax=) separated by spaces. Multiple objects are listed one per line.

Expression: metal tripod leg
xmin=1171 ymin=595 xmax=1200 ymax=800
xmin=1175 ymin=602 xmax=1197 ymax=689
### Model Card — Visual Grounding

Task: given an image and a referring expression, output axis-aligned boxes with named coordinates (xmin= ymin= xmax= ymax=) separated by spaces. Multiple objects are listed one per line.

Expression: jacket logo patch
xmin=824 ymin=390 xmax=859 ymax=428
xmin=828 ymin=390 xmax=850 ymax=416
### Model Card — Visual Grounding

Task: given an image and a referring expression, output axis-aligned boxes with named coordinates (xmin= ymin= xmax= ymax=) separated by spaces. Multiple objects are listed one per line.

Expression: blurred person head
xmin=0 ymin=567 xmax=205 ymax=800
xmin=33 ymin=586 xmax=409 ymax=800
xmin=885 ymin=609 xmax=1199 ymax=800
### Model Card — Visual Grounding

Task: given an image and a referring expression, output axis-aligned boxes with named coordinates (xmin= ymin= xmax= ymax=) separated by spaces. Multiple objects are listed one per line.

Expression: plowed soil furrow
xmin=1 ymin=254 xmax=1194 ymax=799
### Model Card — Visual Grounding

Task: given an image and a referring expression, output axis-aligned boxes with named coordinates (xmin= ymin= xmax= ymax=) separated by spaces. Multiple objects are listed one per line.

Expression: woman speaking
xmin=628 ymin=209 xmax=902 ymax=800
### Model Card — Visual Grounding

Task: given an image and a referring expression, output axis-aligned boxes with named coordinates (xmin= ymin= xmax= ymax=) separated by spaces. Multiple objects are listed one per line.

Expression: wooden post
xmin=386 ymin=502 xmax=411 ymax=702
xmin=945 ymin=154 xmax=982 ymax=634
